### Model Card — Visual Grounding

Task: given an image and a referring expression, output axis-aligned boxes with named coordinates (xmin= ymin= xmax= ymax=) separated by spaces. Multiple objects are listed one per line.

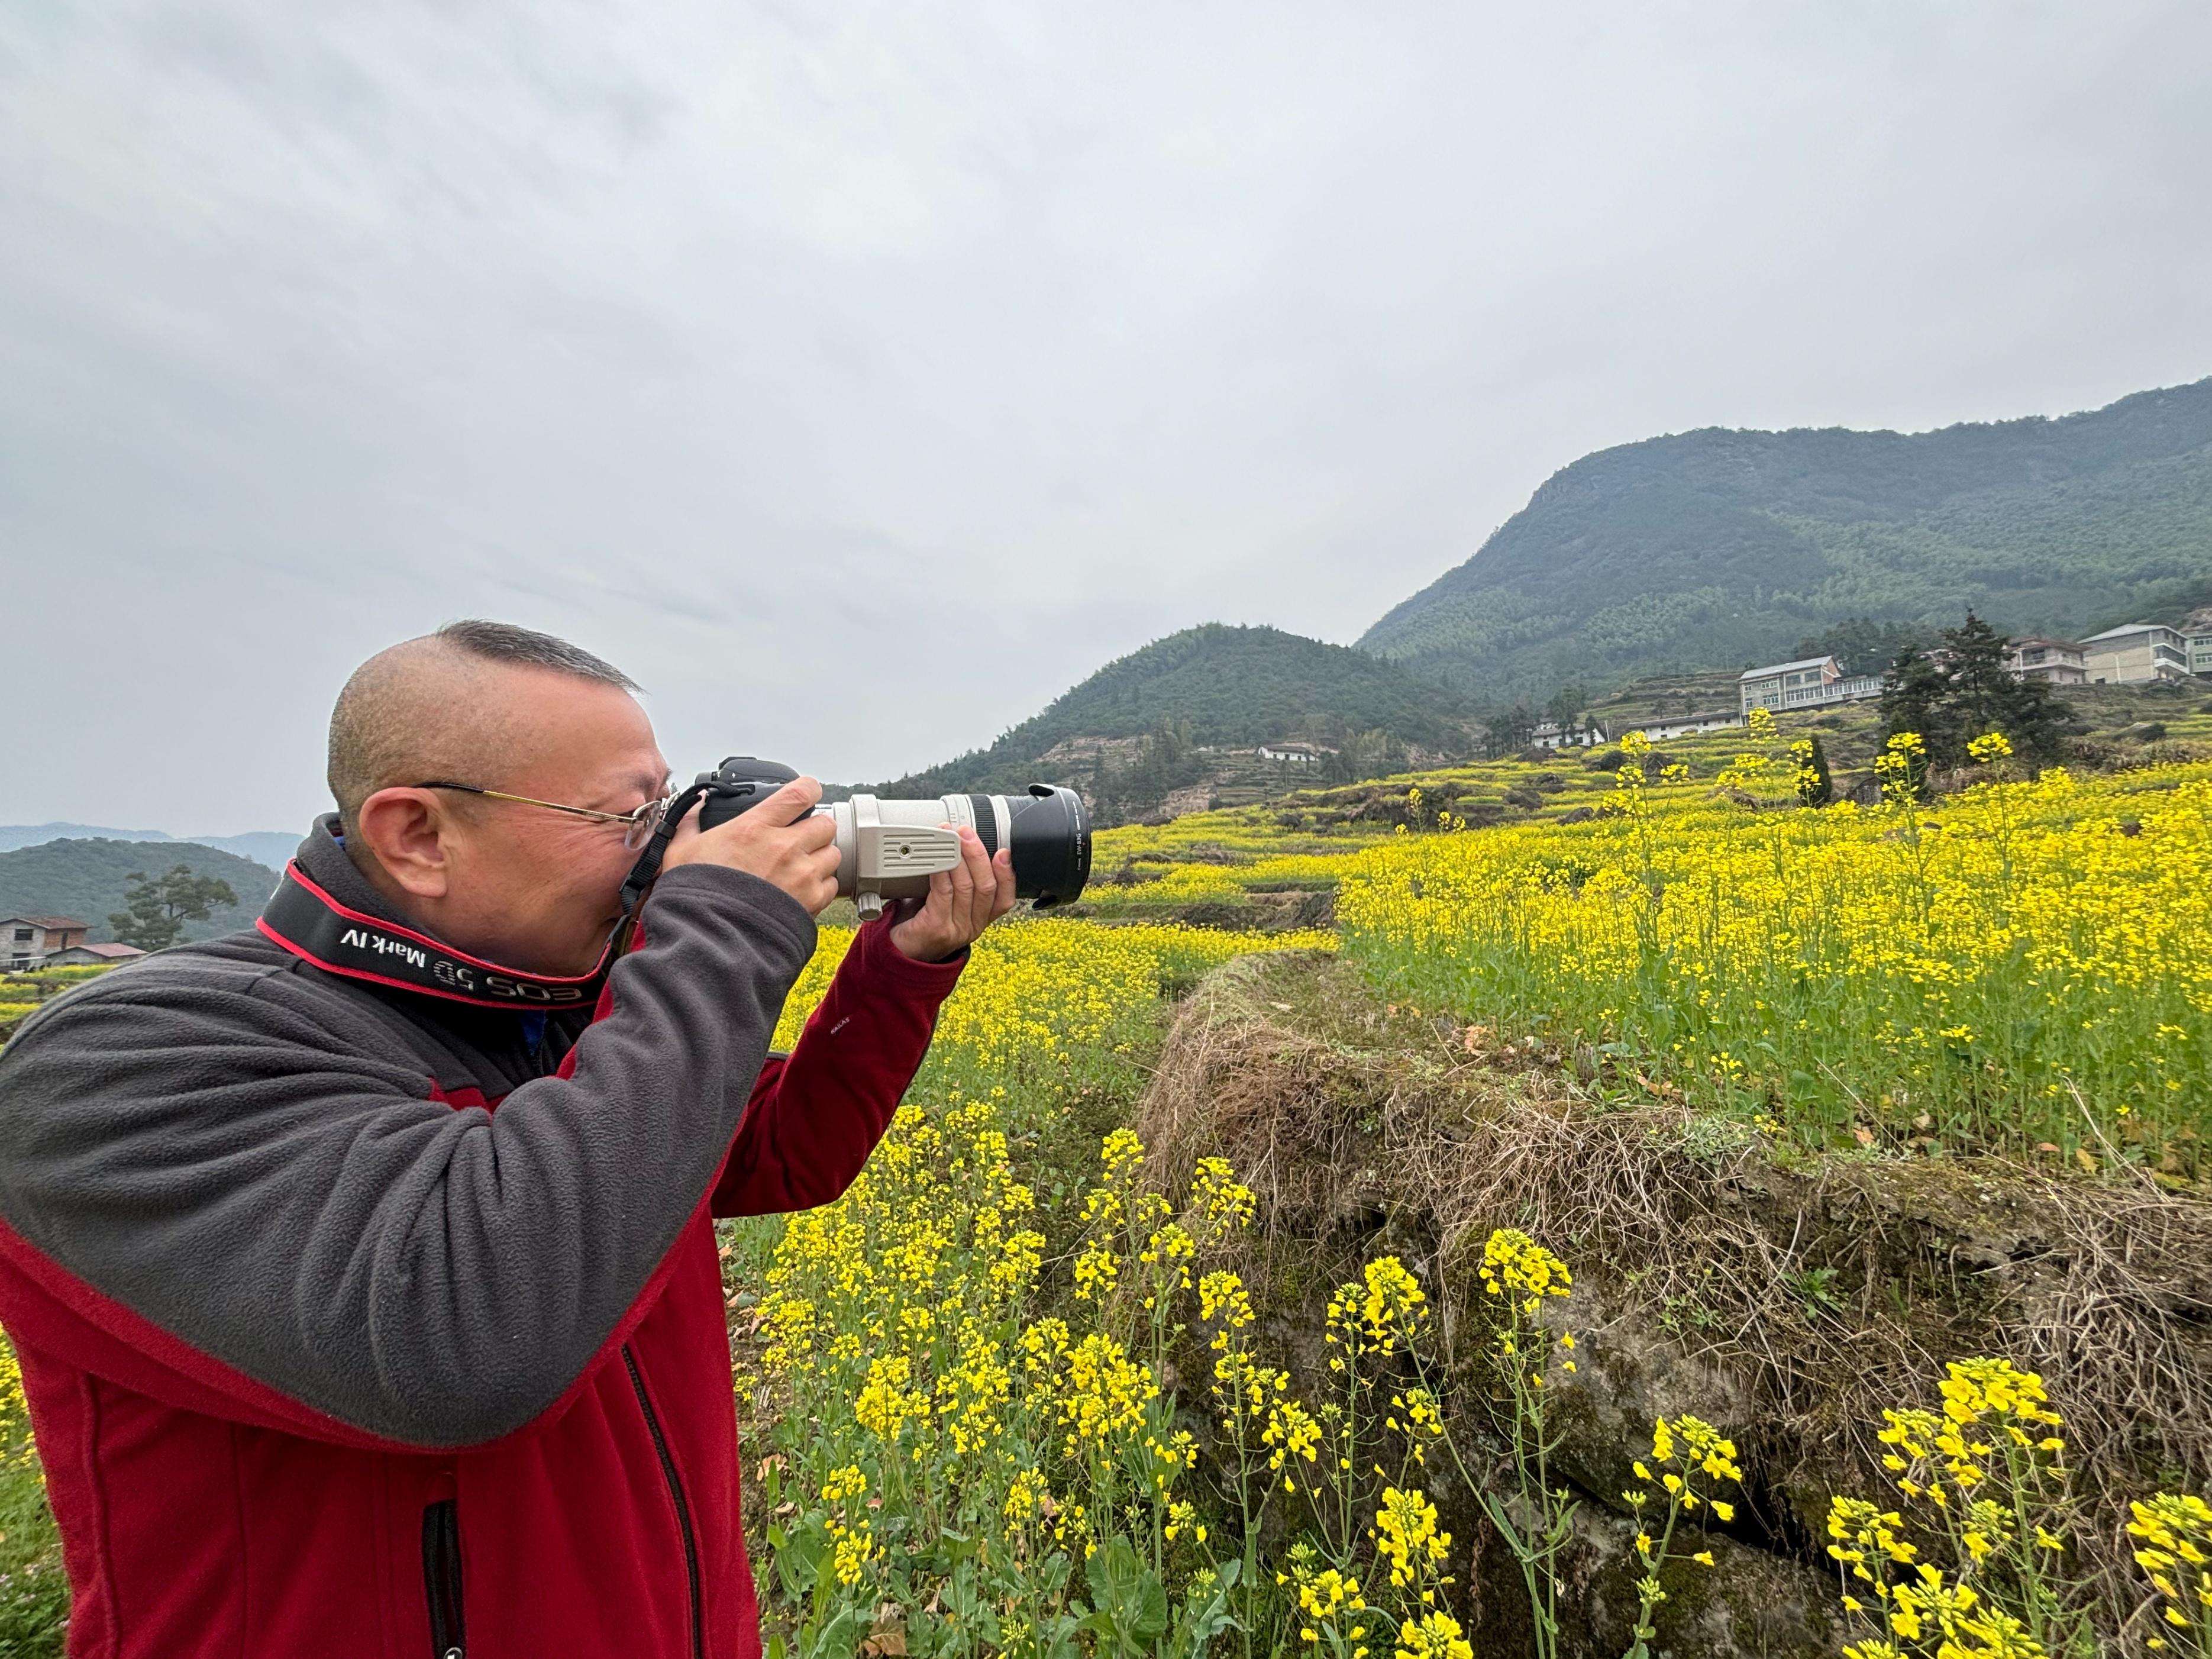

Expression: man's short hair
xmin=430 ymin=620 xmax=640 ymax=692
xmin=327 ymin=621 xmax=640 ymax=837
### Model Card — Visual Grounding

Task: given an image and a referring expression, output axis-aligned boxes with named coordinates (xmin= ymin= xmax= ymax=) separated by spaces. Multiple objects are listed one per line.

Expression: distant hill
xmin=0 ymin=823 xmax=301 ymax=869
xmin=1360 ymin=377 xmax=2212 ymax=701
xmin=865 ymin=623 xmax=1480 ymax=821
xmin=0 ymin=839 xmax=280 ymax=945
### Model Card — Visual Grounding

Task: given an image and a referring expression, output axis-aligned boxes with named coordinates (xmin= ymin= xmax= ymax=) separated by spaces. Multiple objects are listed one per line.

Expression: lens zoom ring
xmin=967 ymin=795 xmax=999 ymax=858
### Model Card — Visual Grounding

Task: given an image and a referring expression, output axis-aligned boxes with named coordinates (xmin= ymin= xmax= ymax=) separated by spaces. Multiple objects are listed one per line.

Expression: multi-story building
xmin=1738 ymin=656 xmax=1884 ymax=716
xmin=2 ymin=916 xmax=89 ymax=971
xmin=2188 ymin=624 xmax=2212 ymax=678
xmin=2003 ymin=638 xmax=2088 ymax=685
xmin=2078 ymin=623 xmax=2191 ymax=685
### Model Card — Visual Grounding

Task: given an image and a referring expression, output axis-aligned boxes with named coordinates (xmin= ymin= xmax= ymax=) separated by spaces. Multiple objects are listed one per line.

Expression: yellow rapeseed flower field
xmin=1337 ymin=752 xmax=2212 ymax=1167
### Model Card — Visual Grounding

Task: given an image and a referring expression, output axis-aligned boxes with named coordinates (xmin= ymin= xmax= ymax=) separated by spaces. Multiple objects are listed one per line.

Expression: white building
xmin=1629 ymin=711 xmax=1742 ymax=742
xmin=1256 ymin=741 xmax=1334 ymax=764
xmin=1531 ymin=719 xmax=1609 ymax=750
xmin=2079 ymin=623 xmax=2191 ymax=685
xmin=1738 ymin=656 xmax=1884 ymax=716
xmin=2188 ymin=623 xmax=2212 ymax=678
xmin=2003 ymin=638 xmax=2088 ymax=686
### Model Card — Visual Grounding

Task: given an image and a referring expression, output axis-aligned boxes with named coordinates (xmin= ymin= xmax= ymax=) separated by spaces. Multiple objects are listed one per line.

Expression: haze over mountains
xmin=20 ymin=377 xmax=2212 ymax=838
xmin=864 ymin=624 xmax=1477 ymax=806
xmin=1361 ymin=377 xmax=2212 ymax=700
xmin=0 ymin=824 xmax=296 ymax=870
xmin=877 ymin=376 xmax=2212 ymax=814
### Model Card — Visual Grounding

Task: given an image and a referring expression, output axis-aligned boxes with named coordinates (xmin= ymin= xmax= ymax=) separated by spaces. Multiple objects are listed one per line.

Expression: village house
xmin=1255 ymin=740 xmax=1335 ymax=764
xmin=3 ymin=916 xmax=90 ymax=971
xmin=2079 ymin=622 xmax=2191 ymax=685
xmin=41 ymin=941 xmax=148 ymax=967
xmin=1737 ymin=655 xmax=1884 ymax=716
xmin=1629 ymin=711 xmax=1742 ymax=742
xmin=1531 ymin=719 xmax=1609 ymax=750
xmin=2003 ymin=638 xmax=2088 ymax=685
xmin=2187 ymin=614 xmax=2212 ymax=677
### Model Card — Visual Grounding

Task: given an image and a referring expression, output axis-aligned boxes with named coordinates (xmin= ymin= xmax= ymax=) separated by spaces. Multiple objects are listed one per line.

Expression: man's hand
xmin=661 ymin=777 xmax=842 ymax=915
xmin=890 ymin=826 xmax=1016 ymax=962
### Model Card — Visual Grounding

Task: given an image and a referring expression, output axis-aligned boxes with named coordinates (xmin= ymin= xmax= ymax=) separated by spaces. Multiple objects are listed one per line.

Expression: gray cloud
xmin=5 ymin=1 xmax=2210 ymax=831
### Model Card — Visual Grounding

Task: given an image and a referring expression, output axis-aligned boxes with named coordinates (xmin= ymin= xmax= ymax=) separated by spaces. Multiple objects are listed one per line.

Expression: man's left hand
xmin=888 ymin=828 xmax=1017 ymax=962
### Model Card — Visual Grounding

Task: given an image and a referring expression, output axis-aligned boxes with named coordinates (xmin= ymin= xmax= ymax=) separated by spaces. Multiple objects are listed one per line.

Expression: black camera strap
xmin=258 ymin=863 xmax=614 ymax=1009
xmin=257 ymin=777 xmax=731 ymax=1011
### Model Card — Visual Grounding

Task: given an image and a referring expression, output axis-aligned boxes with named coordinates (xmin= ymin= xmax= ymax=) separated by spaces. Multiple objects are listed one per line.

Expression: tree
xmin=1939 ymin=613 xmax=2072 ymax=764
xmin=108 ymin=866 xmax=238 ymax=951
xmin=1484 ymin=705 xmax=1538 ymax=758
xmin=1543 ymin=683 xmax=1588 ymax=732
xmin=1880 ymin=647 xmax=1959 ymax=779
xmin=1882 ymin=614 xmax=2072 ymax=774
xmin=1795 ymin=733 xmax=1835 ymax=806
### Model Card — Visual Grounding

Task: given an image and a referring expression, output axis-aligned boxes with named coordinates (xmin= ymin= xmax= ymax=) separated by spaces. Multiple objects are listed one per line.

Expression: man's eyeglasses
xmin=412 ymin=782 xmax=677 ymax=851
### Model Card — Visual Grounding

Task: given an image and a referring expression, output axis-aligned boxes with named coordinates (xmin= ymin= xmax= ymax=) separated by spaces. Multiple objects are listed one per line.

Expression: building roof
xmin=75 ymin=943 xmax=146 ymax=960
xmin=2008 ymin=638 xmax=2080 ymax=651
xmin=2079 ymin=622 xmax=2177 ymax=643
xmin=1739 ymin=656 xmax=1835 ymax=681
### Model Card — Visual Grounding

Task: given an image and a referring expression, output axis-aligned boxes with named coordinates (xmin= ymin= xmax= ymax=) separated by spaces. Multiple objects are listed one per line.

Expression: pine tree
xmin=108 ymin=866 xmax=238 ymax=952
xmin=1880 ymin=647 xmax=1957 ymax=776
xmin=1940 ymin=613 xmax=2072 ymax=764
xmin=1882 ymin=613 xmax=2074 ymax=774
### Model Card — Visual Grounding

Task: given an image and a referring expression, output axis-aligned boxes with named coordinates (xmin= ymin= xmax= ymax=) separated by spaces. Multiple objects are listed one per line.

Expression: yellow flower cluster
xmin=1392 ymin=1610 xmax=1474 ymax=1659
xmin=1370 ymin=1486 xmax=1451 ymax=1592
xmin=0 ymin=1329 xmax=32 ymax=1474
xmin=2130 ymin=1492 xmax=2212 ymax=1652
xmin=1478 ymin=1228 xmax=1572 ymax=1313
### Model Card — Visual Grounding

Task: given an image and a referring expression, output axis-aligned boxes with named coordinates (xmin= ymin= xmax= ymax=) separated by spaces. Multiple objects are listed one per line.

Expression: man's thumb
xmin=766 ymin=776 xmax=823 ymax=825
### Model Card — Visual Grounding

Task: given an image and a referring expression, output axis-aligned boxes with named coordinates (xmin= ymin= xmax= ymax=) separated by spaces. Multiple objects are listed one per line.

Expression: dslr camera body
xmin=696 ymin=757 xmax=1091 ymax=919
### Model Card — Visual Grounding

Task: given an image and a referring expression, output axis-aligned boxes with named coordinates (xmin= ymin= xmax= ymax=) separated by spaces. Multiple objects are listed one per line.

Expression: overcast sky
xmin=6 ymin=2 xmax=2210 ymax=834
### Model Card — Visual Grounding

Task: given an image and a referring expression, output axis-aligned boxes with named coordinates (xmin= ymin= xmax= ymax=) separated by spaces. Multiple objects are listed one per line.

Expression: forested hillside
xmin=865 ymin=624 xmax=1478 ymax=805
xmin=1361 ymin=376 xmax=2212 ymax=699
xmin=0 ymin=823 xmax=299 ymax=867
xmin=0 ymin=839 xmax=278 ymax=944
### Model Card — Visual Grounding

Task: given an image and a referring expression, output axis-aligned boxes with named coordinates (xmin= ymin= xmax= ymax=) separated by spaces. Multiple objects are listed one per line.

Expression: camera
xmin=696 ymin=757 xmax=1092 ymax=918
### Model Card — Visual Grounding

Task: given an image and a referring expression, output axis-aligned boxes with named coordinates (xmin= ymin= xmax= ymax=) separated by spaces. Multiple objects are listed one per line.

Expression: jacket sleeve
xmin=712 ymin=913 xmax=965 ymax=1218
xmin=0 ymin=864 xmax=814 ymax=1451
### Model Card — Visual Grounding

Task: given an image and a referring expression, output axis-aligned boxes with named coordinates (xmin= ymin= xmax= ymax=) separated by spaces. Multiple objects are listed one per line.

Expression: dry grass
xmin=1135 ymin=950 xmax=2212 ymax=1629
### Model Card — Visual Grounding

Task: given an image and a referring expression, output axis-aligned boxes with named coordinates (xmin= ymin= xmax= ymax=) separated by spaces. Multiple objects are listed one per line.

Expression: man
xmin=0 ymin=621 xmax=1013 ymax=1657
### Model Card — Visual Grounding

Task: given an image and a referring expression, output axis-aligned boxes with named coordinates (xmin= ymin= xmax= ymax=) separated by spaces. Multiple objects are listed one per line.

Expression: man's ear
xmin=353 ymin=787 xmax=457 ymax=899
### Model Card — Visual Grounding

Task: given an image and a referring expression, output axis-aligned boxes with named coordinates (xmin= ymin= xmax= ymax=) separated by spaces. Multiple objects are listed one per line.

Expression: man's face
xmin=428 ymin=671 xmax=671 ymax=976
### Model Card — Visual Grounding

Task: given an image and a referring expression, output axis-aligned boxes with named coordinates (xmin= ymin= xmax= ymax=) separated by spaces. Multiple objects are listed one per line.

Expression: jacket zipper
xmin=624 ymin=1345 xmax=705 ymax=1659
xmin=421 ymin=1497 xmax=466 ymax=1659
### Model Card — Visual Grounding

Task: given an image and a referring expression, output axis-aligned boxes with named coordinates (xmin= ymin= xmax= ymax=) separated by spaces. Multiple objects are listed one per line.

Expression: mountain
xmin=0 ymin=823 xmax=301 ymax=869
xmin=864 ymin=623 xmax=1479 ymax=819
xmin=1360 ymin=377 xmax=2212 ymax=701
xmin=0 ymin=839 xmax=282 ymax=945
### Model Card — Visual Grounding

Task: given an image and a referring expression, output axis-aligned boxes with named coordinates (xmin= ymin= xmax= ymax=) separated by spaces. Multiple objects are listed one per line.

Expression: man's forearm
xmin=711 ymin=914 xmax=965 ymax=1218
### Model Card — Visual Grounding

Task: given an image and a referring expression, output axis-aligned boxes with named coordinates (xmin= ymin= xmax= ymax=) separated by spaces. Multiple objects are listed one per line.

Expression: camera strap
xmin=256 ymin=777 xmax=729 ymax=1011
xmin=257 ymin=862 xmax=614 ymax=1009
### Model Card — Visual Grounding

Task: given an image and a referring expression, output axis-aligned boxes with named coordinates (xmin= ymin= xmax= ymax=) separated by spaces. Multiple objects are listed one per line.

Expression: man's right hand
xmin=661 ymin=776 xmax=842 ymax=915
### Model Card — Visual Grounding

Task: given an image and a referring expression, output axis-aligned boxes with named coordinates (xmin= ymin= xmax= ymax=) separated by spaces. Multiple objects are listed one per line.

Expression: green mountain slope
xmin=0 ymin=839 xmax=280 ymax=945
xmin=867 ymin=624 xmax=1478 ymax=800
xmin=1359 ymin=377 xmax=2212 ymax=699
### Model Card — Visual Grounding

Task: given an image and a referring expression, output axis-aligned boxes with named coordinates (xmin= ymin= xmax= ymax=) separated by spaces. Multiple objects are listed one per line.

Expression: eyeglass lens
xmin=624 ymin=793 xmax=674 ymax=850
